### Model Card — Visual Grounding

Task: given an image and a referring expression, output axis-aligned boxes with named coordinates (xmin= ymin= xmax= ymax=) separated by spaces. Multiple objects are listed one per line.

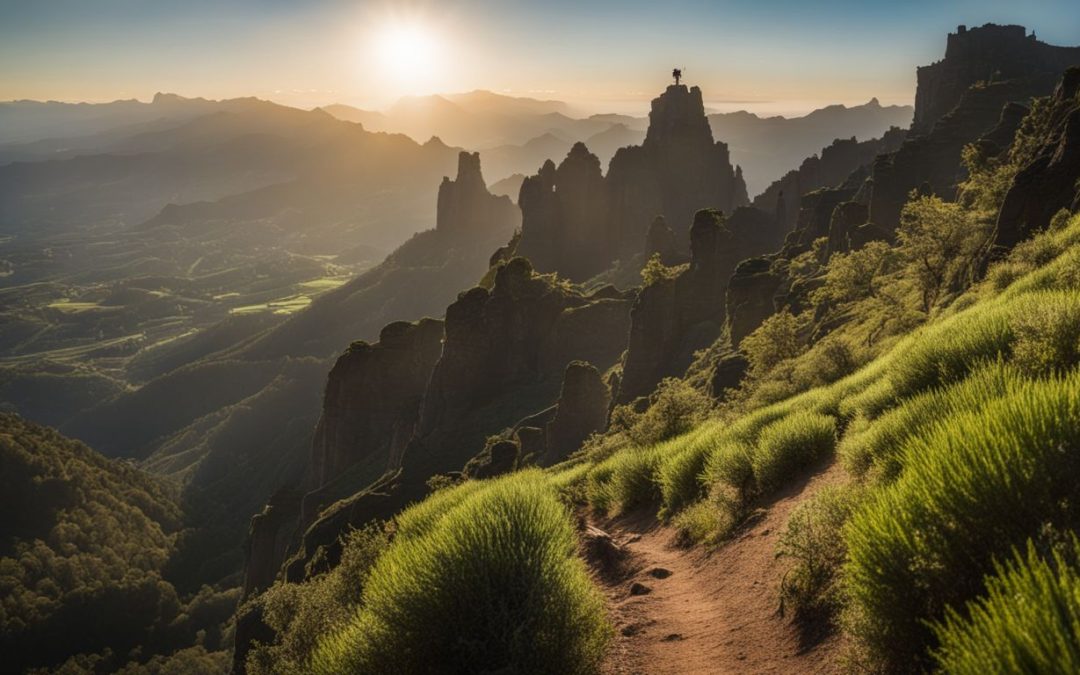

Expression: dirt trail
xmin=597 ymin=460 xmax=846 ymax=675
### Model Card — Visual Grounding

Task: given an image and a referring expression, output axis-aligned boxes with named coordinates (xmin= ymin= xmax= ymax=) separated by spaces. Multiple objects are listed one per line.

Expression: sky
xmin=1 ymin=0 xmax=1079 ymax=117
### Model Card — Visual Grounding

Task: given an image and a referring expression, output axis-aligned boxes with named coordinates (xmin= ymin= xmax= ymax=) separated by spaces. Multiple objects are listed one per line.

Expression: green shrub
xmin=626 ymin=377 xmax=712 ymax=447
xmin=586 ymin=446 xmax=662 ymax=515
xmin=656 ymin=422 xmax=722 ymax=517
xmin=843 ymin=371 xmax=1080 ymax=670
xmin=838 ymin=361 xmax=1020 ymax=481
xmin=889 ymin=302 xmax=1013 ymax=398
xmin=932 ymin=539 xmax=1080 ymax=675
xmin=779 ymin=485 xmax=863 ymax=620
xmin=751 ymin=412 xmax=837 ymax=492
xmin=672 ymin=498 xmax=737 ymax=546
xmin=1010 ymin=293 xmax=1080 ymax=377
xmin=312 ymin=472 xmax=610 ymax=674
xmin=703 ymin=439 xmax=755 ymax=501
xmin=741 ymin=310 xmax=805 ymax=378
xmin=246 ymin=524 xmax=390 ymax=675
xmin=393 ymin=479 xmax=487 ymax=542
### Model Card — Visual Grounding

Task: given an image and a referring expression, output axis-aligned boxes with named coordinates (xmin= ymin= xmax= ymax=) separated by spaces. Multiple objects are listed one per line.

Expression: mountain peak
xmin=644 ymin=83 xmax=713 ymax=149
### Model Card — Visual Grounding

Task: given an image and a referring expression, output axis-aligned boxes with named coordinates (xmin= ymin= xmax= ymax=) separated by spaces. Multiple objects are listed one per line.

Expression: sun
xmin=373 ymin=21 xmax=440 ymax=84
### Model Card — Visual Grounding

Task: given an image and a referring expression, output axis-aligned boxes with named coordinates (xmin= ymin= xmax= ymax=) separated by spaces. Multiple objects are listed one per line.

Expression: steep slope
xmin=0 ymin=414 xmax=235 ymax=673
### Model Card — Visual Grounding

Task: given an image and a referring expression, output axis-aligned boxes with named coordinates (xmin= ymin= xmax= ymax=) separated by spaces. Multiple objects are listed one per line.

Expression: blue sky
xmin=1 ymin=0 xmax=1078 ymax=115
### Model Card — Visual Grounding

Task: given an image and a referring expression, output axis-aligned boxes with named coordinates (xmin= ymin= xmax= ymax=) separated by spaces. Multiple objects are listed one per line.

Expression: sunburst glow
xmin=372 ymin=20 xmax=442 ymax=87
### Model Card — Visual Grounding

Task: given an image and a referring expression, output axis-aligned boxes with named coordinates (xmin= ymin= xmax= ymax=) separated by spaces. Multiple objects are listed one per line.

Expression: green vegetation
xmin=246 ymin=524 xmax=391 ymax=675
xmin=932 ymin=539 xmax=1080 ymax=675
xmin=0 ymin=413 xmax=238 ymax=673
xmin=309 ymin=471 xmax=610 ymax=675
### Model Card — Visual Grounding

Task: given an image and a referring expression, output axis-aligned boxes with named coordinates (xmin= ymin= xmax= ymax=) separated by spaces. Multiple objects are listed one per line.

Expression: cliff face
xmin=274 ymin=258 xmax=633 ymax=587
xmin=616 ymin=208 xmax=779 ymax=402
xmin=869 ymin=24 xmax=1080 ymax=231
xmin=996 ymin=66 xmax=1080 ymax=249
xmin=515 ymin=143 xmax=610 ymax=281
xmin=306 ymin=319 xmax=444 ymax=497
xmin=436 ymin=151 xmax=520 ymax=238
xmin=752 ymin=128 xmax=907 ymax=232
xmin=609 ymin=85 xmax=749 ymax=257
xmin=515 ymin=84 xmax=750 ymax=281
xmin=868 ymin=78 xmax=1047 ymax=230
xmin=416 ymin=257 xmax=628 ymax=440
xmin=913 ymin=24 xmax=1080 ymax=134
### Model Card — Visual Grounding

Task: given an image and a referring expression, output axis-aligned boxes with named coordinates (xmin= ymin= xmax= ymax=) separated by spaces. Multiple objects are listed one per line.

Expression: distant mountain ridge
xmin=322 ymin=92 xmax=912 ymax=195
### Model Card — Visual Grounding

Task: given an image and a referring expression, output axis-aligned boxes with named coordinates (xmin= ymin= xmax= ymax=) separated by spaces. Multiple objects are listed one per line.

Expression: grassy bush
xmin=625 ymin=377 xmax=713 ymax=447
xmin=655 ymin=422 xmax=722 ymax=517
xmin=838 ymin=361 xmax=1020 ymax=480
xmin=843 ymin=370 xmax=1080 ymax=670
xmin=932 ymin=539 xmax=1080 ymax=675
xmin=586 ymin=445 xmax=662 ymax=515
xmin=312 ymin=471 xmax=610 ymax=674
xmin=778 ymin=485 xmax=863 ymax=620
xmin=703 ymin=439 xmax=755 ymax=503
xmin=246 ymin=524 xmax=390 ymax=675
xmin=1010 ymin=292 xmax=1080 ymax=377
xmin=393 ymin=479 xmax=487 ymax=542
xmin=751 ymin=411 xmax=836 ymax=492
xmin=888 ymin=302 xmax=1013 ymax=398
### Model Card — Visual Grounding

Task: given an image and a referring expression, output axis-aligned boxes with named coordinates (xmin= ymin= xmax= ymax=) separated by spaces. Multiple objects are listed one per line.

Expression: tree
xmin=897 ymin=195 xmax=988 ymax=312
xmin=813 ymin=241 xmax=900 ymax=307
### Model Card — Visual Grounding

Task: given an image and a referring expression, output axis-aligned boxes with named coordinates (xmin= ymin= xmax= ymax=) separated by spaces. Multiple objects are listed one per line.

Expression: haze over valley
xmin=4 ymin=2 xmax=1080 ymax=674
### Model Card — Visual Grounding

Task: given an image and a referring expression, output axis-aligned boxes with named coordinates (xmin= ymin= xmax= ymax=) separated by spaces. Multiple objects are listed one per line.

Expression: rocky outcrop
xmin=514 ymin=83 xmax=750 ymax=281
xmin=752 ymin=128 xmax=907 ymax=232
xmin=616 ymin=208 xmax=777 ymax=402
xmin=868 ymin=78 xmax=1047 ymax=231
xmin=609 ymin=85 xmax=749 ymax=257
xmin=416 ymin=258 xmax=630 ymax=439
xmin=516 ymin=143 xmax=609 ymax=280
xmin=726 ymin=257 xmax=785 ymax=347
xmin=304 ymin=318 xmax=444 ymax=507
xmin=544 ymin=361 xmax=610 ymax=463
xmin=913 ymin=24 xmax=1080 ymax=134
xmin=436 ymin=151 xmax=520 ymax=238
xmin=241 ymin=488 xmax=302 ymax=599
xmin=996 ymin=67 xmax=1080 ymax=249
xmin=645 ymin=216 xmax=682 ymax=265
xmin=869 ymin=25 xmax=1080 ymax=231
xmin=463 ymin=439 xmax=520 ymax=479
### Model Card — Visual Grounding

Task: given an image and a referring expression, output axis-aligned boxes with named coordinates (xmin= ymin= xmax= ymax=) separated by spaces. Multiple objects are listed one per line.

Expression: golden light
xmin=372 ymin=20 xmax=442 ymax=86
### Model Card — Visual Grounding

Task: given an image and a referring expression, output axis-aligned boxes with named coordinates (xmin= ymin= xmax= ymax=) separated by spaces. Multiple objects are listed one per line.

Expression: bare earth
xmin=597 ymin=460 xmax=846 ymax=675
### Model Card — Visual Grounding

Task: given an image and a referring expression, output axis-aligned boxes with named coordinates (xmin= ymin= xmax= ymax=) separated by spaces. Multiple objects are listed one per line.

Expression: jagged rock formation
xmin=242 ymin=488 xmax=302 ymax=598
xmin=516 ymin=143 xmax=609 ymax=280
xmin=264 ymin=258 xmax=633 ymax=590
xmin=436 ymin=151 xmax=519 ymax=237
xmin=616 ymin=208 xmax=780 ymax=402
xmin=416 ymin=258 xmax=627 ymax=438
xmin=645 ymin=215 xmax=683 ymax=265
xmin=514 ymin=84 xmax=749 ymax=281
xmin=544 ymin=361 xmax=610 ymax=463
xmin=722 ymin=25 xmax=1080 ymax=347
xmin=462 ymin=439 xmax=520 ymax=479
xmin=913 ymin=24 xmax=1080 ymax=134
xmin=726 ymin=257 xmax=786 ymax=347
xmin=752 ymin=129 xmax=907 ymax=232
xmin=304 ymin=319 xmax=444 ymax=511
xmin=996 ymin=66 xmax=1080 ymax=249
xmin=868 ymin=79 xmax=1044 ymax=230
xmin=609 ymin=85 xmax=749 ymax=256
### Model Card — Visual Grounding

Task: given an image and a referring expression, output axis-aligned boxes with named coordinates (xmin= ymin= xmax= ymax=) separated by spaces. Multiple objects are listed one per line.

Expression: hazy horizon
xmin=0 ymin=86 xmax=908 ymax=121
xmin=3 ymin=0 xmax=1079 ymax=117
